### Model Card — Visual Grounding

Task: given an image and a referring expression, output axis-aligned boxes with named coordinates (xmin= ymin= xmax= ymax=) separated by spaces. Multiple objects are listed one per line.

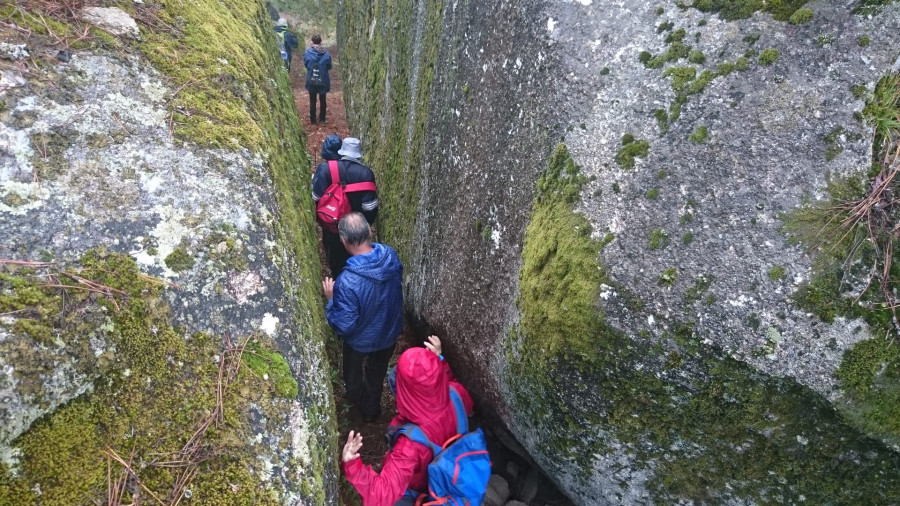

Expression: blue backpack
xmin=275 ymin=30 xmax=289 ymax=65
xmin=391 ymin=387 xmax=491 ymax=506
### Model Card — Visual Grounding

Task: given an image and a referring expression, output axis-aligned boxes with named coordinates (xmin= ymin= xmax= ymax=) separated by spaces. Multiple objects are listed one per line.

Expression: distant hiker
xmin=312 ymin=137 xmax=378 ymax=278
xmin=303 ymin=34 xmax=332 ymax=124
xmin=342 ymin=336 xmax=484 ymax=506
xmin=274 ymin=18 xmax=299 ymax=70
xmin=322 ymin=212 xmax=402 ymax=423
xmin=320 ymin=133 xmax=342 ymax=161
xmin=265 ymin=2 xmax=279 ymax=21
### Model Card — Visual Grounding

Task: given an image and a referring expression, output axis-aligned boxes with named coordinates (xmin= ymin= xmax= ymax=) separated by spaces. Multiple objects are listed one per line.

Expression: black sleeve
xmin=362 ymin=207 xmax=378 ymax=224
xmin=311 ymin=162 xmax=331 ymax=201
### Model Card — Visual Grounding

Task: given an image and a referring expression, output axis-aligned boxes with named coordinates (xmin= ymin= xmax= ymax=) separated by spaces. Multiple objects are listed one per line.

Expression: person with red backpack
xmin=312 ymin=137 xmax=378 ymax=278
xmin=341 ymin=336 xmax=490 ymax=506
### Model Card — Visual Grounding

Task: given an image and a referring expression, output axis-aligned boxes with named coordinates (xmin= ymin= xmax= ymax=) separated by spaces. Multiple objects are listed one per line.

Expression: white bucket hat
xmin=338 ymin=137 xmax=363 ymax=159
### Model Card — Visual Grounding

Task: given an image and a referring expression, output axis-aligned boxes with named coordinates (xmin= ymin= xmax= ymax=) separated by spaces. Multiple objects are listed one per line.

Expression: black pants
xmin=309 ymin=92 xmax=327 ymax=123
xmin=343 ymin=341 xmax=395 ymax=421
xmin=322 ymin=230 xmax=350 ymax=279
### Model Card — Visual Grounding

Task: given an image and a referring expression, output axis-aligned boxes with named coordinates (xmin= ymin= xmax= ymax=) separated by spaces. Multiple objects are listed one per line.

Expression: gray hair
xmin=338 ymin=212 xmax=371 ymax=246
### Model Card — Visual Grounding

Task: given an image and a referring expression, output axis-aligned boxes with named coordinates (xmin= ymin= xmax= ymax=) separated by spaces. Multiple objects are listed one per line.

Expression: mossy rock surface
xmin=1 ymin=0 xmax=337 ymax=502
xmin=339 ymin=0 xmax=900 ymax=503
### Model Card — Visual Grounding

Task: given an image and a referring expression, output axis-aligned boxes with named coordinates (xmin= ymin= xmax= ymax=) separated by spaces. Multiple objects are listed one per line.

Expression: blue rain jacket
xmin=303 ymin=46 xmax=333 ymax=93
xmin=327 ymin=243 xmax=403 ymax=352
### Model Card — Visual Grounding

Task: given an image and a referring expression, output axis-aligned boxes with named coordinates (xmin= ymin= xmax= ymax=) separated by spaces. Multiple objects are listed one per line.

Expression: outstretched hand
xmin=342 ymin=430 xmax=363 ymax=463
xmin=424 ymin=335 xmax=442 ymax=357
xmin=323 ymin=277 xmax=335 ymax=300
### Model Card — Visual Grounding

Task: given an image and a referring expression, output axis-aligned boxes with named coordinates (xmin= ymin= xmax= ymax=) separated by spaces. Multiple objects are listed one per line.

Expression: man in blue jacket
xmin=303 ymin=34 xmax=333 ymax=124
xmin=322 ymin=212 xmax=403 ymax=422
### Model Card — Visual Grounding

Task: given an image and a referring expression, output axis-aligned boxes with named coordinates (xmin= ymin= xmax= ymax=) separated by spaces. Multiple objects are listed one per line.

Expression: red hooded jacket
xmin=343 ymin=348 xmax=474 ymax=506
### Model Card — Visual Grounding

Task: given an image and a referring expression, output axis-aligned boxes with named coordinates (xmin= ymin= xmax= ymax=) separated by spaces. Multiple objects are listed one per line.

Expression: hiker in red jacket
xmin=341 ymin=336 xmax=474 ymax=506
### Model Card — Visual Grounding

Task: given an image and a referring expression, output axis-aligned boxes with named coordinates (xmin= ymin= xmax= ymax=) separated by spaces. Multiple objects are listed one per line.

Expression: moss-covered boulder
xmin=1 ymin=1 xmax=336 ymax=503
xmin=339 ymin=0 xmax=900 ymax=503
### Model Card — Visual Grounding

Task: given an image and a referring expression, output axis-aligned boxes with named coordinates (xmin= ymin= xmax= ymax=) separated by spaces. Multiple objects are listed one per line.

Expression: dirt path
xmin=290 ymin=46 xmax=414 ymax=503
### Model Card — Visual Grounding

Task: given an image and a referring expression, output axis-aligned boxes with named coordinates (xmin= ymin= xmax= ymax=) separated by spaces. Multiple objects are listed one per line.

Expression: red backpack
xmin=316 ymin=160 xmax=377 ymax=234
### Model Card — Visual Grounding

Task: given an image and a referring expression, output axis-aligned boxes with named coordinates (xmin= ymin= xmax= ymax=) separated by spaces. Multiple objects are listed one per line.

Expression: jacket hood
xmin=396 ymin=348 xmax=450 ymax=428
xmin=344 ymin=243 xmax=401 ymax=282
xmin=320 ymin=134 xmax=342 ymax=161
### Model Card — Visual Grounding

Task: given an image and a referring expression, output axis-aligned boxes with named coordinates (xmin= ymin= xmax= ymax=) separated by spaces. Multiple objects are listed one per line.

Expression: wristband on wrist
xmin=438 ymin=354 xmax=444 ymax=361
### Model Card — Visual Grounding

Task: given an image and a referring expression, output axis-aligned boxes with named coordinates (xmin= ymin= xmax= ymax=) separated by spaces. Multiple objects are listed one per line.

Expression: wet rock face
xmin=554 ymin=0 xmax=900 ymax=401
xmin=1 ymin=4 xmax=336 ymax=502
xmin=341 ymin=0 xmax=900 ymax=503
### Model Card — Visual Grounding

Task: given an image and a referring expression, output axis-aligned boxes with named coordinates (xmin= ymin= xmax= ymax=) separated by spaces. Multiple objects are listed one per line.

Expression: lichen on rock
xmin=1 ymin=0 xmax=337 ymax=502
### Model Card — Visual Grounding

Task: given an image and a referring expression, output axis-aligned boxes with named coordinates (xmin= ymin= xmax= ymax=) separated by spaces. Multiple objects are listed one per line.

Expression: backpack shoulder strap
xmin=328 ymin=160 xmax=340 ymax=185
xmin=344 ymin=181 xmax=377 ymax=193
xmin=337 ymin=161 xmax=377 ymax=193
xmin=395 ymin=424 xmax=441 ymax=456
xmin=448 ymin=386 xmax=469 ymax=435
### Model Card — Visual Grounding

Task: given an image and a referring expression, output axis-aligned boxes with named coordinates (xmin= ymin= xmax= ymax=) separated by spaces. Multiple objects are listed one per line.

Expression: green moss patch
xmin=853 ymin=0 xmax=900 ymax=16
xmin=688 ymin=0 xmax=811 ymax=21
xmin=758 ymin=48 xmax=780 ymax=66
xmin=517 ymin=145 xmax=602 ymax=364
xmin=782 ymin=71 xmax=900 ymax=445
xmin=0 ymin=252 xmax=284 ymax=504
xmin=615 ymin=135 xmax=650 ymax=169
xmin=767 ymin=265 xmax=786 ymax=281
xmin=658 ymin=267 xmax=678 ymax=287
xmin=649 ymin=228 xmax=670 ymax=250
xmin=508 ymin=144 xmax=900 ymax=503
xmin=836 ymin=339 xmax=900 ymax=445
xmin=337 ymin=0 xmax=445 ymax=265
xmin=164 ymin=247 xmax=195 ymax=272
xmin=788 ymin=7 xmax=814 ymax=24
xmin=689 ymin=125 xmax=708 ymax=143
xmin=245 ymin=341 xmax=300 ymax=398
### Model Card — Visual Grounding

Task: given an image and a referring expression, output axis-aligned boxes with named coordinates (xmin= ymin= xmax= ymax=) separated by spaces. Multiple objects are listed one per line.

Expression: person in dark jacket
xmin=303 ymin=34 xmax=333 ymax=124
xmin=323 ymin=212 xmax=403 ymax=423
xmin=265 ymin=2 xmax=279 ymax=21
xmin=341 ymin=336 xmax=474 ymax=506
xmin=312 ymin=137 xmax=378 ymax=278
xmin=274 ymin=19 xmax=299 ymax=70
